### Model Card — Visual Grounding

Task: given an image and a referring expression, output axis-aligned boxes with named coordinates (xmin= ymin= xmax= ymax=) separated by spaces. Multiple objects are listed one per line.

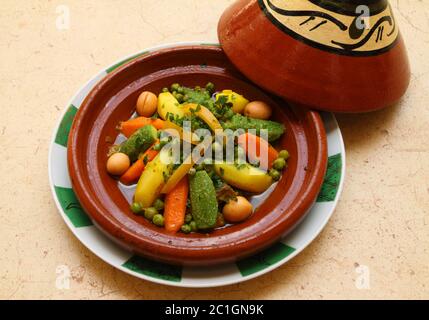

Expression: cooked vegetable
xmin=223 ymin=196 xmax=253 ymax=223
xmin=223 ymin=114 xmax=285 ymax=142
xmin=136 ymin=91 xmax=158 ymax=117
xmin=134 ymin=149 xmax=174 ymax=208
xmin=179 ymin=86 xmax=230 ymax=122
xmin=279 ymin=149 xmax=290 ymax=160
xmin=120 ymin=117 xmax=164 ymax=138
xmin=130 ymin=202 xmax=143 ymax=214
xmin=181 ymin=224 xmax=192 ymax=234
xmin=113 ymin=83 xmax=290 ymax=233
xmin=244 ymin=101 xmax=272 ymax=120
xmin=237 ymin=133 xmax=278 ymax=170
xmin=106 ymin=152 xmax=130 ymax=176
xmin=171 ymin=83 xmax=181 ymax=92
xmin=119 ymin=125 xmax=158 ymax=161
xmin=213 ymin=162 xmax=273 ymax=193
xmin=157 ymin=92 xmax=185 ymax=120
xmin=269 ymin=169 xmax=281 ymax=181
xmin=216 ymin=90 xmax=249 ymax=114
xmin=183 ymin=103 xmax=223 ymax=132
xmin=161 ymin=138 xmax=211 ymax=193
xmin=152 ymin=214 xmax=165 ymax=227
xmin=120 ymin=160 xmax=145 ymax=185
xmin=206 ymin=82 xmax=215 ymax=94
xmin=164 ymin=176 xmax=189 ymax=233
xmin=189 ymin=221 xmax=198 ymax=231
xmin=273 ymin=158 xmax=287 ymax=171
xmin=161 ymin=154 xmax=194 ymax=194
xmin=144 ymin=207 xmax=158 ymax=220
xmin=174 ymin=93 xmax=185 ymax=103
xmin=120 ymin=146 xmax=159 ymax=185
xmin=182 ymin=86 xmax=212 ymax=106
xmin=189 ymin=171 xmax=218 ymax=229
xmin=153 ymin=198 xmax=165 ymax=211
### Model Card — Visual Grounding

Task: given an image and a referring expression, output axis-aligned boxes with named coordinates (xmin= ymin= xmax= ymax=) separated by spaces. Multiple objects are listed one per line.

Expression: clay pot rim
xmin=67 ymin=45 xmax=328 ymax=265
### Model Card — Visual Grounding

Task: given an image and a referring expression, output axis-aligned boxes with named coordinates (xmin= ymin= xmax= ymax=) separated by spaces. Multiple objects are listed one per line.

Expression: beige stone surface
xmin=0 ymin=0 xmax=428 ymax=300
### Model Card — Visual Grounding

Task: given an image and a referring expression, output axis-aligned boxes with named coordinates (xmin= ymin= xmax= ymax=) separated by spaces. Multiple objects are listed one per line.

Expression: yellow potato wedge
xmin=134 ymin=150 xmax=174 ymax=208
xmin=216 ymin=90 xmax=249 ymax=114
xmin=157 ymin=92 xmax=185 ymax=120
xmin=214 ymin=162 xmax=273 ymax=193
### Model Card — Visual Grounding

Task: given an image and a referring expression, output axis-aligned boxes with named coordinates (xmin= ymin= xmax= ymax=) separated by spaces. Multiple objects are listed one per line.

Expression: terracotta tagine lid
xmin=218 ymin=0 xmax=410 ymax=113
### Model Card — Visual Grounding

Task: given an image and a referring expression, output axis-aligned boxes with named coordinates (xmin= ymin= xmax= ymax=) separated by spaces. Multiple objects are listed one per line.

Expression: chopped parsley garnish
xmin=143 ymin=155 xmax=149 ymax=165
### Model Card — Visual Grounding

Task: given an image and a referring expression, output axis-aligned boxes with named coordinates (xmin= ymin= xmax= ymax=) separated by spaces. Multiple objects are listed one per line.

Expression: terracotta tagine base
xmin=67 ymin=45 xmax=327 ymax=266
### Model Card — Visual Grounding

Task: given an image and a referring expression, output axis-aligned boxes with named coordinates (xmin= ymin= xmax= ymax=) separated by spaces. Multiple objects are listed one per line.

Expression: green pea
xmin=153 ymin=199 xmax=165 ymax=211
xmin=130 ymin=202 xmax=143 ymax=214
xmin=175 ymin=93 xmax=184 ymax=103
xmin=206 ymin=82 xmax=215 ymax=94
xmin=177 ymin=87 xmax=184 ymax=94
xmin=185 ymin=214 xmax=193 ymax=223
xmin=273 ymin=158 xmax=287 ymax=171
xmin=162 ymin=87 xmax=169 ymax=93
xmin=171 ymin=83 xmax=180 ymax=92
xmin=153 ymin=143 xmax=161 ymax=151
xmin=181 ymin=224 xmax=192 ymax=234
xmin=183 ymin=94 xmax=189 ymax=102
xmin=188 ymin=167 xmax=196 ymax=176
xmin=279 ymin=150 xmax=290 ymax=160
xmin=152 ymin=214 xmax=165 ymax=227
xmin=189 ymin=221 xmax=197 ymax=232
xmin=144 ymin=207 xmax=158 ymax=220
xmin=269 ymin=169 xmax=281 ymax=181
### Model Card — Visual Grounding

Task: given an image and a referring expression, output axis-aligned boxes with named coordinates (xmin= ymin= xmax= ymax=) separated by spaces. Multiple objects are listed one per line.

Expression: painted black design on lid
xmin=258 ymin=0 xmax=398 ymax=56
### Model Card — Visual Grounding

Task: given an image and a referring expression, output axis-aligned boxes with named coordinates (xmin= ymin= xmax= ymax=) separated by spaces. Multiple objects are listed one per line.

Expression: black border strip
xmin=308 ymin=0 xmax=388 ymax=17
xmin=258 ymin=0 xmax=398 ymax=57
xmin=1 ymin=300 xmax=425 ymax=318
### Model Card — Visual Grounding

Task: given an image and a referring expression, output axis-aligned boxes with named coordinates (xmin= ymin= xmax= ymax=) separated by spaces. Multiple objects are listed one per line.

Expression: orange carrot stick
xmin=151 ymin=118 xmax=165 ymax=130
xmin=164 ymin=176 xmax=189 ymax=233
xmin=237 ymin=133 xmax=279 ymax=170
xmin=120 ymin=117 xmax=165 ymax=138
xmin=119 ymin=146 xmax=159 ymax=185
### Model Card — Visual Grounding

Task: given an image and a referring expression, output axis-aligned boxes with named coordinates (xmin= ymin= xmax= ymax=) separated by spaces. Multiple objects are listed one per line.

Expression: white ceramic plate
xmin=48 ymin=42 xmax=346 ymax=288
